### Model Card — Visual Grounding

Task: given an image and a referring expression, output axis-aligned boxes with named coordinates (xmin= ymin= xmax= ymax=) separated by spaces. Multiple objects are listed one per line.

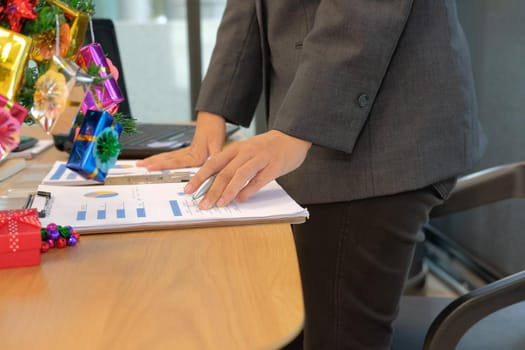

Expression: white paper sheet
xmin=37 ymin=181 xmax=309 ymax=233
xmin=41 ymin=160 xmax=197 ymax=185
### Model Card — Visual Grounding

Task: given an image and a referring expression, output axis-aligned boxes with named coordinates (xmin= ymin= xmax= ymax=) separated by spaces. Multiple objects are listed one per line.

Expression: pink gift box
xmin=0 ymin=209 xmax=41 ymax=269
xmin=76 ymin=43 xmax=124 ymax=114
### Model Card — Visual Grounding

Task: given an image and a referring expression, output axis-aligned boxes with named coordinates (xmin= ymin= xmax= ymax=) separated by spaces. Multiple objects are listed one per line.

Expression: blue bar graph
xmin=50 ymin=164 xmax=68 ymax=180
xmin=137 ymin=208 xmax=146 ymax=218
xmin=169 ymin=200 xmax=182 ymax=217
xmin=77 ymin=210 xmax=86 ymax=221
xmin=116 ymin=208 xmax=125 ymax=218
xmin=97 ymin=209 xmax=106 ymax=220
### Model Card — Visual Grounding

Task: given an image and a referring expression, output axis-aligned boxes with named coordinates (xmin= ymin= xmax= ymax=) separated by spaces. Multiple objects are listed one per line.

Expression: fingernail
xmin=184 ymin=183 xmax=193 ymax=193
xmin=216 ymin=198 xmax=226 ymax=207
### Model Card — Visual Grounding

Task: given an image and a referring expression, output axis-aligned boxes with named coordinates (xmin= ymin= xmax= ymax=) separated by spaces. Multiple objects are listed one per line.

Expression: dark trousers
xmin=284 ymin=182 xmax=452 ymax=350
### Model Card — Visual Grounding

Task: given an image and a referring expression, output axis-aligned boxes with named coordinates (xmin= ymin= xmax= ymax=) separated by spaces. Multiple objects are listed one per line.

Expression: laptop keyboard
xmin=119 ymin=124 xmax=194 ymax=147
xmin=116 ymin=122 xmax=239 ymax=159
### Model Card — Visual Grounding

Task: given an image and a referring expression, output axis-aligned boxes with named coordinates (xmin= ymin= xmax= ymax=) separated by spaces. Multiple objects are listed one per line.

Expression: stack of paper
xmin=36 ymin=161 xmax=309 ymax=234
xmin=41 ymin=160 xmax=197 ymax=186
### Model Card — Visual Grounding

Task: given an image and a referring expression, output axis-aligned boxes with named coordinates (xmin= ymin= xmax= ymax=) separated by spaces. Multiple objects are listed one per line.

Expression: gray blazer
xmin=196 ymin=0 xmax=486 ymax=204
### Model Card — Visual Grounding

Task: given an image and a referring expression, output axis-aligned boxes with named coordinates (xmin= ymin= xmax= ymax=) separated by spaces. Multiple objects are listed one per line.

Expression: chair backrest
xmin=394 ymin=160 xmax=525 ymax=349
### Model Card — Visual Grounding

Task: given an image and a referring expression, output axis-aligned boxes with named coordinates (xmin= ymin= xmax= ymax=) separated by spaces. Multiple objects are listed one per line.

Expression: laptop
xmin=53 ymin=18 xmax=239 ymax=159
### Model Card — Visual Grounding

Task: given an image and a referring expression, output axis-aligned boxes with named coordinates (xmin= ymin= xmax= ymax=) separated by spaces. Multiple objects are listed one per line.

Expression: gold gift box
xmin=0 ymin=28 xmax=32 ymax=101
xmin=49 ymin=0 xmax=90 ymax=57
xmin=31 ymin=0 xmax=90 ymax=61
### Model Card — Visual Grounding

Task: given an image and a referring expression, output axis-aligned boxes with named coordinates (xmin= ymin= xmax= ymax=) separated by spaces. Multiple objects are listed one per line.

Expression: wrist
xmin=197 ymin=111 xmax=225 ymax=125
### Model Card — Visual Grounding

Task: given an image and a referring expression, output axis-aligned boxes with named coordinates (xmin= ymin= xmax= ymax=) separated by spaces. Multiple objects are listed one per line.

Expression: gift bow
xmin=0 ymin=209 xmax=41 ymax=228
xmin=0 ymin=107 xmax=21 ymax=160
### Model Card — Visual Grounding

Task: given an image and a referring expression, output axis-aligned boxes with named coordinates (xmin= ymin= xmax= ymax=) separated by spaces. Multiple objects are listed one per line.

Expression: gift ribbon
xmin=0 ymin=209 xmax=42 ymax=227
xmin=86 ymin=167 xmax=99 ymax=179
xmin=89 ymin=84 xmax=104 ymax=110
xmin=76 ymin=134 xmax=96 ymax=142
xmin=8 ymin=216 xmax=19 ymax=252
xmin=68 ymin=100 xmax=81 ymax=107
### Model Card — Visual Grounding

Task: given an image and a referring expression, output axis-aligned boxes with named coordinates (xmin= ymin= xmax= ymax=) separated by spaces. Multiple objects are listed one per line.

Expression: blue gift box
xmin=67 ymin=110 xmax=123 ymax=182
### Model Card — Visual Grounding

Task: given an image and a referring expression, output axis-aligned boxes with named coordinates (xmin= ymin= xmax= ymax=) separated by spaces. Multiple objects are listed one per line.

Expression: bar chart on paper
xmin=67 ymin=186 xmax=202 ymax=222
xmin=36 ymin=181 xmax=308 ymax=234
xmin=76 ymin=199 xmax=180 ymax=221
xmin=41 ymin=160 xmax=198 ymax=186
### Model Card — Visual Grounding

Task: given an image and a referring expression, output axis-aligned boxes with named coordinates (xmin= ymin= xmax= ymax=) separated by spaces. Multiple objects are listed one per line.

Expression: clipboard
xmin=35 ymin=181 xmax=309 ymax=234
xmin=24 ymin=191 xmax=53 ymax=218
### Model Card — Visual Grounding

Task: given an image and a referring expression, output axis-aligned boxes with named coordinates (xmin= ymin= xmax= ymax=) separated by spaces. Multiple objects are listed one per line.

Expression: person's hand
xmin=185 ymin=130 xmax=312 ymax=210
xmin=136 ymin=111 xmax=226 ymax=170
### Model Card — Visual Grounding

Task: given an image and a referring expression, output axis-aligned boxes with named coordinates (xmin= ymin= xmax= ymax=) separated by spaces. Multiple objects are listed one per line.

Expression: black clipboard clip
xmin=24 ymin=191 xmax=53 ymax=218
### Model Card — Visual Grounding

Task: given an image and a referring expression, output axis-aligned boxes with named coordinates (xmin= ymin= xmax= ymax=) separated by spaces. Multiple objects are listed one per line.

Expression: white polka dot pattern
xmin=1 ymin=209 xmax=41 ymax=253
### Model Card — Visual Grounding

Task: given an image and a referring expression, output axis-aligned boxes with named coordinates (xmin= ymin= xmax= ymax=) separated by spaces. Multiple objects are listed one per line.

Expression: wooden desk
xmin=0 ymin=127 xmax=304 ymax=350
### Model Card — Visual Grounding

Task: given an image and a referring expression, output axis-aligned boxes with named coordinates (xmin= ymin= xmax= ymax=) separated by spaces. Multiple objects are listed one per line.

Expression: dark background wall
xmin=432 ymin=0 xmax=525 ymax=275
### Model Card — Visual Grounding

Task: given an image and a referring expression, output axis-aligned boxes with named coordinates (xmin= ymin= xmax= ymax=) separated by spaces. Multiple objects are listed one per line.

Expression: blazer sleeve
xmin=195 ymin=0 xmax=262 ymax=127
xmin=272 ymin=0 xmax=414 ymax=154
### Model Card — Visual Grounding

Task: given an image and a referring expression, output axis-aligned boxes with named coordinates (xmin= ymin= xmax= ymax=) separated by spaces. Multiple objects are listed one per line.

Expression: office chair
xmin=392 ymin=161 xmax=525 ymax=349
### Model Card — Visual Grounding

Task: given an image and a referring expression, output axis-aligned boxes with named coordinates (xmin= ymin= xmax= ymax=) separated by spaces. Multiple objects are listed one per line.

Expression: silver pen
xmin=192 ymin=175 xmax=216 ymax=200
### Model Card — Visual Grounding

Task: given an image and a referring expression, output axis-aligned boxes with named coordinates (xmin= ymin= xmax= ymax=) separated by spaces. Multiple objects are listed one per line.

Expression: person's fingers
xmin=139 ymin=152 xmax=194 ymax=171
xmin=187 ymin=130 xmax=312 ymax=210
xmin=136 ymin=143 xmax=209 ymax=171
xmin=215 ymin=157 xmax=269 ymax=207
xmin=184 ymin=145 xmax=236 ymax=197
xmin=235 ymin=165 xmax=276 ymax=203
xmin=184 ymin=165 xmax=215 ymax=195
xmin=135 ymin=151 xmax=180 ymax=170
xmin=192 ymin=147 xmax=260 ymax=209
xmin=196 ymin=172 xmax=227 ymax=210
xmin=135 ymin=153 xmax=164 ymax=167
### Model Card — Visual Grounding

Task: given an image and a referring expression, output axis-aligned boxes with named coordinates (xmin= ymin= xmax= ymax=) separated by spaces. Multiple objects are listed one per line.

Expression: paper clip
xmin=24 ymin=191 xmax=53 ymax=218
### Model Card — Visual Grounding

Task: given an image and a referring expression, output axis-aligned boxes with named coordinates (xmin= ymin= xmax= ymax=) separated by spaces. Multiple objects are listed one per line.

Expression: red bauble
xmin=40 ymin=241 xmax=50 ymax=253
xmin=55 ymin=237 xmax=67 ymax=249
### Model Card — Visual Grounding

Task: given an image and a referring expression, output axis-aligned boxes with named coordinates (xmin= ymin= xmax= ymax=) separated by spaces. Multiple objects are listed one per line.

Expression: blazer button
xmin=357 ymin=94 xmax=369 ymax=108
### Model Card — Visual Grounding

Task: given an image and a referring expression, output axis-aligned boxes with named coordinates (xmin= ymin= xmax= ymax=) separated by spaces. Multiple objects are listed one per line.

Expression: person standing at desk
xmin=138 ymin=0 xmax=486 ymax=349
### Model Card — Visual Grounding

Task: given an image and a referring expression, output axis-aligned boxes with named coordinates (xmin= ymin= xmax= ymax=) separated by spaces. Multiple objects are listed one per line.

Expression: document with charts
xmin=36 ymin=181 xmax=309 ymax=233
xmin=41 ymin=160 xmax=197 ymax=185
